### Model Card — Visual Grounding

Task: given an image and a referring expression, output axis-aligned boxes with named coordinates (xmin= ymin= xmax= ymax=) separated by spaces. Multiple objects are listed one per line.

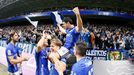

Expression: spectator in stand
xmin=0 ymin=23 xmax=133 ymax=51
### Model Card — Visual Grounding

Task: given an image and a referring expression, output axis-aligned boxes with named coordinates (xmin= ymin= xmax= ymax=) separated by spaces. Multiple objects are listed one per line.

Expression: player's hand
xmin=55 ymin=61 xmax=66 ymax=75
xmin=73 ymin=7 xmax=80 ymax=15
xmin=46 ymin=33 xmax=51 ymax=39
xmin=43 ymin=30 xmax=46 ymax=38
xmin=49 ymin=52 xmax=60 ymax=59
xmin=22 ymin=56 xmax=29 ymax=61
xmin=43 ymin=30 xmax=51 ymax=39
xmin=48 ymin=52 xmax=60 ymax=64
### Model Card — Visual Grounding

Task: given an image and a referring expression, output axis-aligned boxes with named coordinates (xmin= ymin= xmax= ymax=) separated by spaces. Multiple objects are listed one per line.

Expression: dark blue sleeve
xmin=6 ymin=48 xmax=13 ymax=57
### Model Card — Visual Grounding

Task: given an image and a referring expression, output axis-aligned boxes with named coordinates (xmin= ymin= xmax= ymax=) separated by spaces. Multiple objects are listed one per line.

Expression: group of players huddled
xmin=5 ymin=7 xmax=94 ymax=75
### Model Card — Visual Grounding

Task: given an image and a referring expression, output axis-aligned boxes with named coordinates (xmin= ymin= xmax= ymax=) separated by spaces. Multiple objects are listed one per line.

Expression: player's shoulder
xmin=39 ymin=47 xmax=50 ymax=54
xmin=72 ymin=62 xmax=80 ymax=70
xmin=78 ymin=57 xmax=92 ymax=66
xmin=5 ymin=45 xmax=14 ymax=56
xmin=6 ymin=43 xmax=13 ymax=51
xmin=71 ymin=62 xmax=83 ymax=75
xmin=6 ymin=43 xmax=13 ymax=48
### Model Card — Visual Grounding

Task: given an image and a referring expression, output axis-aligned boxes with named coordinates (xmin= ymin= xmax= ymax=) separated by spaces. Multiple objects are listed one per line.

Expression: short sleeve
xmin=6 ymin=49 xmax=13 ymax=56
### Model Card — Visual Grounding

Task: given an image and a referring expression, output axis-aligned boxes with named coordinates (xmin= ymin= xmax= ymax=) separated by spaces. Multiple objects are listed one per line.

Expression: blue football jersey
xmin=16 ymin=46 xmax=23 ymax=57
xmin=64 ymin=27 xmax=81 ymax=54
xmin=5 ymin=43 xmax=19 ymax=73
xmin=70 ymin=57 xmax=93 ymax=75
xmin=35 ymin=47 xmax=50 ymax=75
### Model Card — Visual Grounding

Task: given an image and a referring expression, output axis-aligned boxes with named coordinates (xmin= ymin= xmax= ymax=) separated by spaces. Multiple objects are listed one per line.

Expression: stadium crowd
xmin=0 ymin=23 xmax=134 ymax=50
xmin=0 ymin=7 xmax=134 ymax=75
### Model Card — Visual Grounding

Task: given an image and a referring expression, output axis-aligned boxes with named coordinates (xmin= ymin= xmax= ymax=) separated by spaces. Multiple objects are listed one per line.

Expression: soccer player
xmin=35 ymin=31 xmax=51 ymax=75
xmin=57 ymin=7 xmax=83 ymax=55
xmin=48 ymin=39 xmax=66 ymax=75
xmin=55 ymin=41 xmax=93 ymax=75
xmin=36 ymin=31 xmax=66 ymax=75
xmin=5 ymin=31 xmax=28 ymax=75
xmin=57 ymin=7 xmax=83 ymax=74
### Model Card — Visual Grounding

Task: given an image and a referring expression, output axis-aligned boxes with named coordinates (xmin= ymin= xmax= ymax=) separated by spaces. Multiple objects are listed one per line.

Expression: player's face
xmin=66 ymin=22 xmax=70 ymax=29
xmin=62 ymin=22 xmax=67 ymax=29
xmin=12 ymin=33 xmax=19 ymax=42
xmin=63 ymin=22 xmax=70 ymax=29
xmin=50 ymin=43 xmax=59 ymax=52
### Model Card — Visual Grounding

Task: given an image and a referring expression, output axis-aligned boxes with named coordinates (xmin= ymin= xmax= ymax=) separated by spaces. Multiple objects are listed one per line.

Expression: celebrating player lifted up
xmin=58 ymin=7 xmax=83 ymax=55
xmin=35 ymin=7 xmax=84 ymax=75
xmin=55 ymin=7 xmax=84 ymax=74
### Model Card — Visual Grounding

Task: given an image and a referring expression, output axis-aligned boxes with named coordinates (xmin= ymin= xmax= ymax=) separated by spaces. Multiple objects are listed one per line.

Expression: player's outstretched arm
xmin=8 ymin=56 xmax=28 ymax=65
xmin=73 ymin=7 xmax=83 ymax=32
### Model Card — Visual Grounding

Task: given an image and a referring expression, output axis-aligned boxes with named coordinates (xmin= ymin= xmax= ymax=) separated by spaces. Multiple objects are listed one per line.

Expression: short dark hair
xmin=7 ymin=30 xmax=18 ymax=44
xmin=10 ymin=31 xmax=16 ymax=38
xmin=75 ymin=41 xmax=87 ymax=56
xmin=63 ymin=17 xmax=73 ymax=24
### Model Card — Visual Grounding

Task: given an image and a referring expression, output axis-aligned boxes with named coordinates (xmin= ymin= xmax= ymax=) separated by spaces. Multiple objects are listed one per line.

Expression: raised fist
xmin=72 ymin=7 xmax=80 ymax=15
xmin=43 ymin=30 xmax=51 ymax=39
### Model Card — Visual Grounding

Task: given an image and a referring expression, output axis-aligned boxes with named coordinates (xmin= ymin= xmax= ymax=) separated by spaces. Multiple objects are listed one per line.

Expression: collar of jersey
xmin=77 ymin=57 xmax=86 ymax=62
